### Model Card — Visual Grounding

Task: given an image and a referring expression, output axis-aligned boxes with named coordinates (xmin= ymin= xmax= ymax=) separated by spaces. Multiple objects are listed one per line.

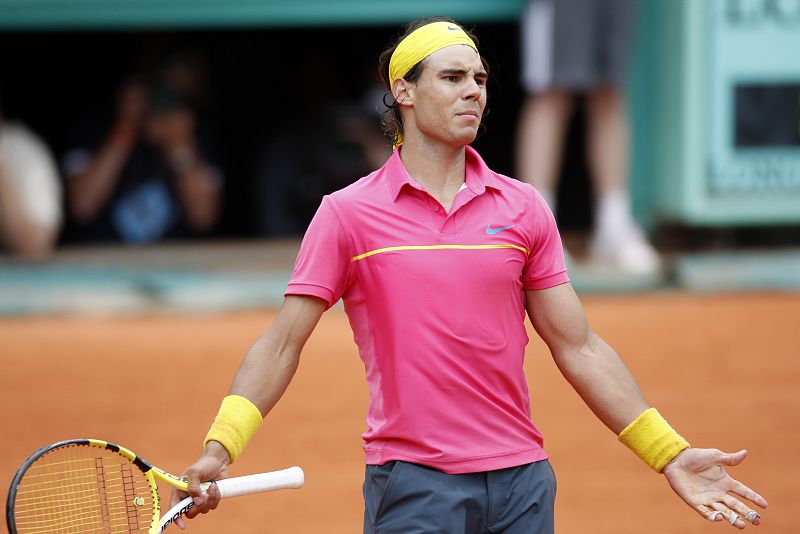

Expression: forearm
xmin=202 ymin=332 xmax=300 ymax=464
xmin=171 ymin=152 xmax=220 ymax=232
xmin=69 ymin=126 xmax=133 ymax=221
xmin=552 ymin=329 xmax=649 ymax=434
xmin=204 ymin=296 xmax=325 ymax=462
xmin=228 ymin=329 xmax=302 ymax=417
xmin=551 ymin=327 xmax=690 ymax=473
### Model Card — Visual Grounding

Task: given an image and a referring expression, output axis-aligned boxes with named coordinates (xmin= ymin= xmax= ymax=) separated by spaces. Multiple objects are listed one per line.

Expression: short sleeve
xmin=522 ymin=190 xmax=569 ymax=290
xmin=285 ymin=196 xmax=351 ymax=308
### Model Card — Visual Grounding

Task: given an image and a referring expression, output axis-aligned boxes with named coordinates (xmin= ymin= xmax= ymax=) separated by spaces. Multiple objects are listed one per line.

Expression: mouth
xmin=456 ymin=110 xmax=480 ymax=119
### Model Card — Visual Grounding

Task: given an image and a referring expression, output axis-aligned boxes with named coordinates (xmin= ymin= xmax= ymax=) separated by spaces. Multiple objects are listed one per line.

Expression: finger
xmin=722 ymin=495 xmax=761 ymax=526
xmin=718 ymin=449 xmax=748 ymax=468
xmin=166 ymin=486 xmax=190 ymax=529
xmin=183 ymin=476 xmax=209 ymax=520
xmin=727 ymin=478 xmax=769 ymax=509
xmin=184 ymin=493 xmax=207 ymax=520
xmin=168 ymin=486 xmax=188 ymax=509
xmin=196 ymin=482 xmax=220 ymax=514
xmin=711 ymin=502 xmax=744 ymax=530
xmin=696 ymin=504 xmax=723 ymax=523
xmin=185 ymin=470 xmax=204 ymax=499
xmin=744 ymin=511 xmax=761 ymax=525
xmin=206 ymin=481 xmax=221 ymax=511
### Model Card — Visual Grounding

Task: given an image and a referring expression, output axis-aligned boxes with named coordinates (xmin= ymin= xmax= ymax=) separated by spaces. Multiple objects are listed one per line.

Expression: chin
xmin=454 ymin=130 xmax=479 ymax=146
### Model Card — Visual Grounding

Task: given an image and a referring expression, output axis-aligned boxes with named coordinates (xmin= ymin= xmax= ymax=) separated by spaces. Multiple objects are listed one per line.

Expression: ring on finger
xmin=728 ymin=512 xmax=739 ymax=525
xmin=707 ymin=511 xmax=722 ymax=522
xmin=745 ymin=511 xmax=758 ymax=523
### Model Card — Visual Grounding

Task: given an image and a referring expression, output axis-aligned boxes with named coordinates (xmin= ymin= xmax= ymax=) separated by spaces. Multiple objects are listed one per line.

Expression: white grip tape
xmin=215 ymin=466 xmax=304 ymax=498
xmin=156 ymin=467 xmax=304 ymax=533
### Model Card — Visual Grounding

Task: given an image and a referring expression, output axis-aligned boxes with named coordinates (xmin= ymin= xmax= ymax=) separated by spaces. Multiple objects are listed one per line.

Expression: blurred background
xmin=2 ymin=0 xmax=799 ymax=302
xmin=1 ymin=0 xmax=799 ymax=301
xmin=0 ymin=1 xmax=798 ymax=532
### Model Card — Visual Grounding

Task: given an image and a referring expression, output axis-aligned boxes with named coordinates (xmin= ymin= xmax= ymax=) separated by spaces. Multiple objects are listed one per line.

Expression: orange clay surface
xmin=1 ymin=292 xmax=797 ymax=534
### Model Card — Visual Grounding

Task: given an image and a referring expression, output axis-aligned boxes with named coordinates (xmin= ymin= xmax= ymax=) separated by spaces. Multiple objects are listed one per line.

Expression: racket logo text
xmin=159 ymin=501 xmax=194 ymax=533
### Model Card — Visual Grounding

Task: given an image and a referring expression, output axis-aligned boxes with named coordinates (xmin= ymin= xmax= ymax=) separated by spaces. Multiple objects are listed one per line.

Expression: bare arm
xmin=147 ymin=109 xmax=220 ymax=231
xmin=527 ymin=283 xmax=767 ymax=527
xmin=228 ymin=294 xmax=326 ymax=416
xmin=0 ymin=164 xmax=59 ymax=261
xmin=526 ymin=282 xmax=649 ymax=433
xmin=169 ymin=295 xmax=326 ymax=525
xmin=68 ymin=127 xmax=135 ymax=221
xmin=68 ymin=81 xmax=147 ymax=222
xmin=167 ymin=145 xmax=220 ymax=232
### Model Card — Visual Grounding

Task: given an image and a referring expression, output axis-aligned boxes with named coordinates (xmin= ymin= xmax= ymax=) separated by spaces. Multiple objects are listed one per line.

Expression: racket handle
xmin=157 ymin=467 xmax=304 ymax=532
xmin=215 ymin=466 xmax=304 ymax=498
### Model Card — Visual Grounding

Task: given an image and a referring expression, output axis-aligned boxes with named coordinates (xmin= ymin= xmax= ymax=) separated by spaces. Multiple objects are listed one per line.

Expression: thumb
xmin=718 ymin=449 xmax=748 ymax=467
xmin=185 ymin=469 xmax=204 ymax=500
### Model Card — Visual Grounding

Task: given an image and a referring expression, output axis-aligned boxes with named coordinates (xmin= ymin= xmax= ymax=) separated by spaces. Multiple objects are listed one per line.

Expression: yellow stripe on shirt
xmin=352 ymin=244 xmax=529 ymax=262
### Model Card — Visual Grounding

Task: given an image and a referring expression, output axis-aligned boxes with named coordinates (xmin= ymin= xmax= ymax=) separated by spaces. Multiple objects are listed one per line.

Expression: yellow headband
xmin=389 ymin=21 xmax=478 ymax=86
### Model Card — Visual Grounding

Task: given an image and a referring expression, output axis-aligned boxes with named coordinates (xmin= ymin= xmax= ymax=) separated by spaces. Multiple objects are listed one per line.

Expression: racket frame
xmin=7 ymin=438 xmax=302 ymax=534
xmin=6 ymin=438 xmax=193 ymax=534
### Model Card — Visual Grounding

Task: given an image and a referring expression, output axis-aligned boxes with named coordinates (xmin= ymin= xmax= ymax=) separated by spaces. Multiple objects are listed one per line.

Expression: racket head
xmin=6 ymin=439 xmax=160 ymax=533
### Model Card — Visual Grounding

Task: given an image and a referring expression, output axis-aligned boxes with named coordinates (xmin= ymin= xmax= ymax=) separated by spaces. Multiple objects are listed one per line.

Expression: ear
xmin=392 ymin=78 xmax=415 ymax=107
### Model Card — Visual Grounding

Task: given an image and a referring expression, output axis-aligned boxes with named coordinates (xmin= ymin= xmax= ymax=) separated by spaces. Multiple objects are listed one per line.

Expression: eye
xmin=444 ymin=75 xmax=460 ymax=82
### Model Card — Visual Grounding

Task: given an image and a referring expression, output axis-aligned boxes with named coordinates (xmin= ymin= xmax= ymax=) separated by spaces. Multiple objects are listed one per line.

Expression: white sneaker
xmin=588 ymin=223 xmax=661 ymax=275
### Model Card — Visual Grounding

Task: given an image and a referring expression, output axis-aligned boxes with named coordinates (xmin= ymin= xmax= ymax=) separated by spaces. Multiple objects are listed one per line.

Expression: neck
xmin=399 ymin=136 xmax=467 ymax=197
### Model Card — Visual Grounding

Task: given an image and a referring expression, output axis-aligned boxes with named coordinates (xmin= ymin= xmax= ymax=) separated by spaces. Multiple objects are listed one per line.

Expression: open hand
xmin=663 ymin=448 xmax=768 ymax=529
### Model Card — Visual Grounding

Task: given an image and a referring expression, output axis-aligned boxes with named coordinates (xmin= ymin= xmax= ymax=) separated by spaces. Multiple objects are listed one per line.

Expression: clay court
xmin=1 ymin=292 xmax=797 ymax=533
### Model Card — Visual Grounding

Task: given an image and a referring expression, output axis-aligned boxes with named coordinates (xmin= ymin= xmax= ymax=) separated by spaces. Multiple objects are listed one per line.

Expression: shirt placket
xmin=441 ymin=188 xmax=479 ymax=237
xmin=425 ymin=196 xmax=452 ymax=235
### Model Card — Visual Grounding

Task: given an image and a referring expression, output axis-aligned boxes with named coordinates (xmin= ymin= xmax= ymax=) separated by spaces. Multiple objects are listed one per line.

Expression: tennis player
xmin=171 ymin=18 xmax=767 ymax=532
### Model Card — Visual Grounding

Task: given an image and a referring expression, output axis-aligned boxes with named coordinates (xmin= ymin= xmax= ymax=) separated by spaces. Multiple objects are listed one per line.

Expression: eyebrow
xmin=439 ymin=67 xmax=489 ymax=79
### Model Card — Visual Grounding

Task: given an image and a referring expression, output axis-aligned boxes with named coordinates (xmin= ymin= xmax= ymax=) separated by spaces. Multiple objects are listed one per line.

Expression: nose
xmin=463 ymin=77 xmax=482 ymax=101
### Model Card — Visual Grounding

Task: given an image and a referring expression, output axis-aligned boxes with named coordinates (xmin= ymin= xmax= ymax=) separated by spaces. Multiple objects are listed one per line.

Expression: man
xmin=63 ymin=68 xmax=222 ymax=244
xmin=171 ymin=18 xmax=766 ymax=532
xmin=516 ymin=0 xmax=660 ymax=274
xmin=0 ymin=105 xmax=62 ymax=261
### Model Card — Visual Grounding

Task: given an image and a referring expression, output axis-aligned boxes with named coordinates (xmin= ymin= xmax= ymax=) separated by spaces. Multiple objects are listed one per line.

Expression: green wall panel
xmin=631 ymin=0 xmax=800 ymax=226
xmin=0 ymin=0 xmax=524 ymax=30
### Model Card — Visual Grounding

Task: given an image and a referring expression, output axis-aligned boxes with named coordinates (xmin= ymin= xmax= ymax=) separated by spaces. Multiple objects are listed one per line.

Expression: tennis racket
xmin=6 ymin=438 xmax=304 ymax=533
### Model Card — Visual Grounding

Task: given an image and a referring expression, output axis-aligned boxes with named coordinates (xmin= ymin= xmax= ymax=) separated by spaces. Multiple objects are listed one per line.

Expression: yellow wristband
xmin=618 ymin=408 xmax=690 ymax=472
xmin=204 ymin=395 xmax=263 ymax=463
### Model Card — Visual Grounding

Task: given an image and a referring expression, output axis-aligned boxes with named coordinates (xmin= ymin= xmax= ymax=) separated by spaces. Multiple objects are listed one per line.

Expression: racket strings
xmin=12 ymin=445 xmax=155 ymax=533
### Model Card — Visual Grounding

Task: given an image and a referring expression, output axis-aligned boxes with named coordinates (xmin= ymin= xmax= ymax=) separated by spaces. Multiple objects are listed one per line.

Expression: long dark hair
xmin=377 ymin=17 xmax=488 ymax=147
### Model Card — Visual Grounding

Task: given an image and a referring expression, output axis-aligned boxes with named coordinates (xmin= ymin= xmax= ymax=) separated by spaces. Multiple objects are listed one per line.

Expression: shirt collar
xmin=384 ymin=145 xmax=505 ymax=202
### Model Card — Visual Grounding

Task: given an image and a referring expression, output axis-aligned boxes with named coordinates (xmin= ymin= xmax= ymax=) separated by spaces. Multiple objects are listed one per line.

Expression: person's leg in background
xmin=517 ymin=0 xmax=660 ymax=274
xmin=583 ymin=0 xmax=660 ymax=274
xmin=585 ymin=85 xmax=660 ymax=274
xmin=516 ymin=0 xmax=576 ymax=267
xmin=515 ymin=89 xmax=574 ymax=214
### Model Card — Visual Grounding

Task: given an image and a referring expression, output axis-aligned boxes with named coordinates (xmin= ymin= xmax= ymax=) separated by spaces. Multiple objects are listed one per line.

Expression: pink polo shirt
xmin=286 ymin=146 xmax=568 ymax=474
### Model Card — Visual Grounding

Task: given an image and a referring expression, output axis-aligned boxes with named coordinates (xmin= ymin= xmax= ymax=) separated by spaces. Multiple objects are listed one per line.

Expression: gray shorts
xmin=521 ymin=0 xmax=637 ymax=92
xmin=363 ymin=460 xmax=556 ymax=534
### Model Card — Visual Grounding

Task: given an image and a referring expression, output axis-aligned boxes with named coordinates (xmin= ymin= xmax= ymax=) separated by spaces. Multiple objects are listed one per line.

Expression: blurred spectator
xmin=62 ymin=55 xmax=222 ymax=244
xmin=516 ymin=0 xmax=660 ymax=274
xmin=251 ymin=56 xmax=390 ymax=236
xmin=0 ymin=101 xmax=62 ymax=261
